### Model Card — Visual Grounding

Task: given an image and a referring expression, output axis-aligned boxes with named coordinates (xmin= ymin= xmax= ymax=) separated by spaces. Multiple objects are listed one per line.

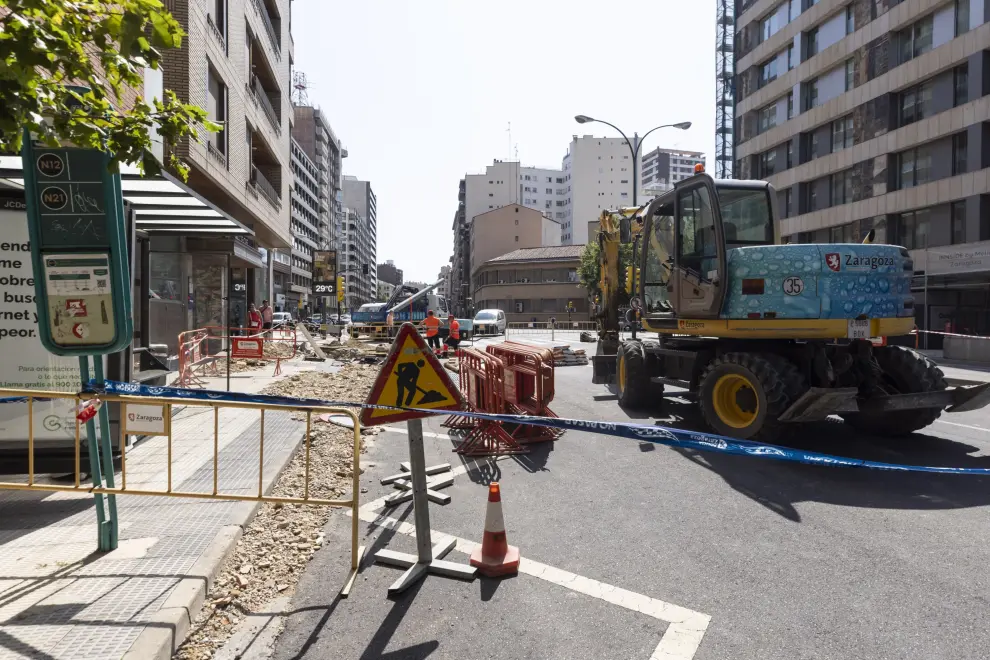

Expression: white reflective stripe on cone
xmin=484 ymin=500 xmax=505 ymax=534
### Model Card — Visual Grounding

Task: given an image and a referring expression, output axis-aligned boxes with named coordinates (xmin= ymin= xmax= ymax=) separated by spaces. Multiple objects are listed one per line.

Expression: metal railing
xmin=207 ymin=140 xmax=227 ymax=169
xmin=0 ymin=386 xmax=365 ymax=595
xmin=250 ymin=0 xmax=281 ymax=59
xmin=250 ymin=75 xmax=282 ymax=135
xmin=251 ymin=165 xmax=281 ymax=209
xmin=206 ymin=14 xmax=227 ymax=52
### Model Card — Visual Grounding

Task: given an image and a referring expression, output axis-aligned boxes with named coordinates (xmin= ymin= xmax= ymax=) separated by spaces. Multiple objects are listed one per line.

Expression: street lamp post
xmin=574 ymin=116 xmax=690 ymax=341
xmin=574 ymin=116 xmax=691 ymax=205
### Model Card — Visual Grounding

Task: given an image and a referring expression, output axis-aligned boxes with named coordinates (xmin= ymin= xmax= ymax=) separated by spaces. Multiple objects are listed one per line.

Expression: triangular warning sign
xmin=360 ymin=322 xmax=464 ymax=427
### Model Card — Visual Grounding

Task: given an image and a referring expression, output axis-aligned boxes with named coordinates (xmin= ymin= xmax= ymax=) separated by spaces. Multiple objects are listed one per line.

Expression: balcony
xmin=250 ymin=165 xmax=280 ymax=210
xmin=206 ymin=13 xmax=226 ymax=53
xmin=249 ymin=74 xmax=281 ymax=135
xmin=250 ymin=0 xmax=281 ymax=60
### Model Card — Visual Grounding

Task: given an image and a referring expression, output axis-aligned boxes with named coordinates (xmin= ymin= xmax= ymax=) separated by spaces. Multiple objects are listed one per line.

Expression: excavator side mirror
xmin=619 ymin=216 xmax=632 ymax=244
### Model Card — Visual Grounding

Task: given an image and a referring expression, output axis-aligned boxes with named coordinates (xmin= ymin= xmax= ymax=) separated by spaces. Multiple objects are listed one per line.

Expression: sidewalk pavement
xmin=0 ymin=358 xmax=330 ymax=660
xmin=917 ymin=349 xmax=990 ymax=385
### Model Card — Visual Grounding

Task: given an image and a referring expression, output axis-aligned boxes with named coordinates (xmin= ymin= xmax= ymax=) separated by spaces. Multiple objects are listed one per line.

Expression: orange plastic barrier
xmin=485 ymin=341 xmax=561 ymax=444
xmin=176 ymin=326 xmax=298 ymax=387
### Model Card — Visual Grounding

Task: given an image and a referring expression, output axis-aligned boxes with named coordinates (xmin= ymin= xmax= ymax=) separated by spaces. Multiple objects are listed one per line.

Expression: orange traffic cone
xmin=470 ymin=482 xmax=520 ymax=577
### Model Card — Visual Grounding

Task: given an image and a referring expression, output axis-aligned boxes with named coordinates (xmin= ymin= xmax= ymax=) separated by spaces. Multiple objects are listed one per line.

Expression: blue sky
xmin=293 ymin=0 xmax=717 ymax=282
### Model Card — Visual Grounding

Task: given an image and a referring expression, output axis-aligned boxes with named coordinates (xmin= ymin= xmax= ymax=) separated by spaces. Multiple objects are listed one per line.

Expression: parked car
xmin=473 ymin=309 xmax=506 ymax=335
xmin=272 ymin=311 xmax=293 ymax=329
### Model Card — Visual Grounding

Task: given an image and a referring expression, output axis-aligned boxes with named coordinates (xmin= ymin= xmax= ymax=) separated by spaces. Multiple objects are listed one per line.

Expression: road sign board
xmin=361 ymin=323 xmax=463 ymax=426
xmin=21 ymin=140 xmax=132 ymax=356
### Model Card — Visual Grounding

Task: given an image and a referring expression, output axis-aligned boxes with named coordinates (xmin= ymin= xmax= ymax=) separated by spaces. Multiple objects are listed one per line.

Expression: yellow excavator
xmin=591 ymin=167 xmax=990 ymax=440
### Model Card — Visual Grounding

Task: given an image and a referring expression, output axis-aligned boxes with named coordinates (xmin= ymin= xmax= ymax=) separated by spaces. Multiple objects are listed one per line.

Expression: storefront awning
xmin=0 ymin=156 xmax=252 ymax=237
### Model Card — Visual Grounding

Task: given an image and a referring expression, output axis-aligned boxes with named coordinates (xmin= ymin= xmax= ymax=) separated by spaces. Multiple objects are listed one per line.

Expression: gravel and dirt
xmin=172 ymin=363 xmax=380 ymax=660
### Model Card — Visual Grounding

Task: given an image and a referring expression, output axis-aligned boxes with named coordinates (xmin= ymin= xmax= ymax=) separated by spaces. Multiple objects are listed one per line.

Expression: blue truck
xmin=349 ymin=281 xmax=472 ymax=339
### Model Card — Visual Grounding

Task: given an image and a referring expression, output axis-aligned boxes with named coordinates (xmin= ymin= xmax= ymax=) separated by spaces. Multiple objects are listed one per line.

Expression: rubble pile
xmin=173 ymin=363 xmax=378 ymax=660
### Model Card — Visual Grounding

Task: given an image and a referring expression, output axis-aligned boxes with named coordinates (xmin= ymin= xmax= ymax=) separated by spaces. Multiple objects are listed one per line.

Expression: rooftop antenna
xmin=506 ymin=122 xmax=511 ymax=161
xmin=292 ymin=70 xmax=311 ymax=106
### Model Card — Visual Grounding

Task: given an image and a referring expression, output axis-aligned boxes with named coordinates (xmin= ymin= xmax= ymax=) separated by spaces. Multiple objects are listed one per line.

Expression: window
xmin=897 ymin=146 xmax=931 ymax=189
xmin=786 ymin=141 xmax=794 ymax=168
xmin=806 ymin=27 xmax=819 ymax=58
xmin=787 ymin=91 xmax=794 ymax=119
xmin=897 ymin=209 xmax=930 ymax=250
xmin=783 ymin=188 xmax=793 ymax=217
xmin=845 ymin=58 xmax=854 ymax=91
xmin=759 ymin=58 xmax=778 ymax=87
xmin=787 ymin=44 xmax=794 ymax=70
xmin=953 ymin=132 xmax=968 ymax=175
xmin=760 ymin=9 xmax=780 ymax=42
xmin=677 ymin=185 xmax=717 ymax=278
xmin=718 ymin=187 xmax=774 ymax=246
xmin=899 ymin=14 xmax=933 ymax=63
xmin=809 ymin=184 xmax=818 ymax=212
xmin=206 ymin=67 xmax=227 ymax=158
xmin=546 ymin=188 xmax=552 ymax=194
xmin=803 ymin=78 xmax=819 ymax=110
xmin=956 ymin=0 xmax=970 ymax=36
xmin=951 ymin=201 xmax=966 ymax=244
xmin=758 ymin=103 xmax=777 ymax=133
xmin=846 ymin=5 xmax=855 ymax=34
xmin=831 ymin=115 xmax=854 ymax=152
xmin=830 ymin=170 xmax=852 ymax=206
xmin=757 ymin=149 xmax=776 ymax=177
xmin=514 ymin=236 xmax=519 ymax=242
xmin=899 ymin=81 xmax=933 ymax=126
xmin=954 ymin=64 xmax=969 ymax=106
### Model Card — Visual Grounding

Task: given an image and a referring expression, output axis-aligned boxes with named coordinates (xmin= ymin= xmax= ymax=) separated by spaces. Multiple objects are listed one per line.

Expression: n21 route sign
xmin=21 ymin=140 xmax=133 ymax=356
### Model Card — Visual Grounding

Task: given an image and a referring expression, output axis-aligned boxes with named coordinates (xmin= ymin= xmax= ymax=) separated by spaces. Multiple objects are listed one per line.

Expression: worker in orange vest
xmin=443 ymin=313 xmax=461 ymax=357
xmin=422 ymin=310 xmax=441 ymax=352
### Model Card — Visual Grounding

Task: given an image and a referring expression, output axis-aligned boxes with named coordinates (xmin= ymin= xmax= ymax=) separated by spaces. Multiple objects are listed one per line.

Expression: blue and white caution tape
xmin=90 ymin=379 xmax=990 ymax=476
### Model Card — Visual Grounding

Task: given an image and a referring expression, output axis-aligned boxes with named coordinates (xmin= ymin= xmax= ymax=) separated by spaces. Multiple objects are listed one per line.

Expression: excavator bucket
xmin=592 ymin=339 xmax=618 ymax=385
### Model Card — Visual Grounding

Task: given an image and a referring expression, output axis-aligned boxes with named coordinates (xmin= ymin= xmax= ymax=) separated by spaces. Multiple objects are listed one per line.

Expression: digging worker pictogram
xmin=395 ymin=359 xmax=424 ymax=407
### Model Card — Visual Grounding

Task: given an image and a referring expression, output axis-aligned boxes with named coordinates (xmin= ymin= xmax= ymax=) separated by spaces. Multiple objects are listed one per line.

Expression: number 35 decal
xmin=782 ymin=276 xmax=804 ymax=296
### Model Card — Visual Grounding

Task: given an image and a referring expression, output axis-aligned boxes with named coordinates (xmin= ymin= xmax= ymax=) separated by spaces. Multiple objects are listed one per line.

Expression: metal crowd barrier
xmin=176 ymin=325 xmax=299 ymax=387
xmin=505 ymin=321 xmax=597 ymax=336
xmin=443 ymin=341 xmax=560 ymax=455
xmin=0 ymin=385 xmax=364 ymax=596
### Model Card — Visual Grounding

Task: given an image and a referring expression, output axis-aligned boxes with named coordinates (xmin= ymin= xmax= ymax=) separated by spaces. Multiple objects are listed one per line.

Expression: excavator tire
xmin=616 ymin=341 xmax=660 ymax=409
xmin=699 ymin=352 xmax=805 ymax=441
xmin=839 ymin=346 xmax=947 ymax=436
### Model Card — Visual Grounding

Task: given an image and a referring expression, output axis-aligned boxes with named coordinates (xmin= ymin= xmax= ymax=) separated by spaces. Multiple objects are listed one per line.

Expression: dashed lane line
xmin=359 ymin=425 xmax=712 ymax=660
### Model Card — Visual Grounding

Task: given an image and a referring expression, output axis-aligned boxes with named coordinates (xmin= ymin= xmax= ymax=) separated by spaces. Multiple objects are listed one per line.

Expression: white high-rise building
xmin=463 ymin=160 xmax=567 ymax=231
xmin=560 ymin=136 xmax=636 ymax=245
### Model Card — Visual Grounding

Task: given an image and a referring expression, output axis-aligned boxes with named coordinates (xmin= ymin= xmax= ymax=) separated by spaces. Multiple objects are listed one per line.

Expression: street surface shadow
xmin=444 ymin=430 xmax=554 ymax=484
xmin=652 ymin=398 xmax=990 ymax=521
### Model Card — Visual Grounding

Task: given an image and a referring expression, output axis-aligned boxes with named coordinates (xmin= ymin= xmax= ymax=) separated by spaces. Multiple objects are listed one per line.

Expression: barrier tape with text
xmin=94 ymin=380 xmax=990 ymax=476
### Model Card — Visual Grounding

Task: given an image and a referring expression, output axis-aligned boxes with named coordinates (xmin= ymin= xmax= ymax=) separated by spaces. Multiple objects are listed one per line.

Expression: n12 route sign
xmin=21 ymin=138 xmax=133 ymax=356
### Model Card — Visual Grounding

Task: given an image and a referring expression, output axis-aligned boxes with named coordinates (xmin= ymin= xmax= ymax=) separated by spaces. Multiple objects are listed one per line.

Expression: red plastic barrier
xmin=176 ymin=326 xmax=298 ymax=387
xmin=485 ymin=342 xmax=561 ymax=444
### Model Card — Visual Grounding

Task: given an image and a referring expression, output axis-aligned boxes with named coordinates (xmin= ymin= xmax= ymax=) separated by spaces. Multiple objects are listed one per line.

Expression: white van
xmin=473 ymin=309 xmax=506 ymax=335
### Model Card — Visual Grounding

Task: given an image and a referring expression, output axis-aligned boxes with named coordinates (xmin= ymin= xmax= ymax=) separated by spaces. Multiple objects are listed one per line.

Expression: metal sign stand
xmin=380 ymin=461 xmax=454 ymax=506
xmin=373 ymin=419 xmax=476 ymax=595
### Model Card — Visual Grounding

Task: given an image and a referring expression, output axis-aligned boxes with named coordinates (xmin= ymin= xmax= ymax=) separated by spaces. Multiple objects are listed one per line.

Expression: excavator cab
xmin=639 ymin=172 xmax=777 ymax=320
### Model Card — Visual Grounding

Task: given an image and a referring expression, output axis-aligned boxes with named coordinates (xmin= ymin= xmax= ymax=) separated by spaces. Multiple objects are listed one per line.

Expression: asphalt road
xmin=272 ymin=331 xmax=990 ymax=660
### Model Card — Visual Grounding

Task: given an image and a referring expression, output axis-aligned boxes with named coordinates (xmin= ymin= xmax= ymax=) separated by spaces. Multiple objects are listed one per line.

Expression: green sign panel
xmin=21 ymin=140 xmax=132 ymax=356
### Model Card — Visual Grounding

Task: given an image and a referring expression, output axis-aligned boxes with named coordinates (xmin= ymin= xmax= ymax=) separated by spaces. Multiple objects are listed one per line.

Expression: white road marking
xmin=382 ymin=426 xmax=453 ymax=441
xmin=361 ymin=425 xmax=712 ymax=659
xmin=935 ymin=419 xmax=990 ymax=433
xmin=355 ymin=508 xmax=711 ymax=660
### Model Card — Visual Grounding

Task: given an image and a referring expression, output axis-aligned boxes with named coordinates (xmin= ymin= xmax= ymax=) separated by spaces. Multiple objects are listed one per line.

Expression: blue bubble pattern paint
xmin=721 ymin=243 xmax=914 ymax=321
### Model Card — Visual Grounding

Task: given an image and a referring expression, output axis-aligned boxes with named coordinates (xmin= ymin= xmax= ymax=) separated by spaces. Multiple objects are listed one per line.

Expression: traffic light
xmin=336 ymin=276 xmax=345 ymax=302
xmin=624 ymin=266 xmax=640 ymax=294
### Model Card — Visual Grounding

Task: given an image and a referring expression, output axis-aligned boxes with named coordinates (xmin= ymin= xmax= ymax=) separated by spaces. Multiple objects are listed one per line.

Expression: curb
xmin=947 ymin=377 xmax=984 ymax=387
xmin=121 ymin=426 xmax=308 ymax=660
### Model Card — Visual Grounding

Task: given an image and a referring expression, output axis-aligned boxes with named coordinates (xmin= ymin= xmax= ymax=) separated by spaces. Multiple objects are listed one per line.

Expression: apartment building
xmin=450 ymin=180 xmax=470 ymax=316
xmin=560 ymin=136 xmax=638 ymax=245
xmin=470 ymin=204 xmax=561 ymax=277
xmin=341 ymin=176 xmax=378 ymax=308
xmin=472 ymin=246 xmax=587 ymax=323
xmin=732 ymin=0 xmax=990 ymax=339
xmin=464 ymin=160 xmax=567 ymax=229
xmin=438 ymin=264 xmax=452 ymax=300
xmin=641 ymin=147 xmax=707 ymax=190
xmin=378 ymin=260 xmax=404 ymax=286
xmin=286 ymin=138 xmax=321 ymax=314
xmin=292 ymin=105 xmax=345 ymax=250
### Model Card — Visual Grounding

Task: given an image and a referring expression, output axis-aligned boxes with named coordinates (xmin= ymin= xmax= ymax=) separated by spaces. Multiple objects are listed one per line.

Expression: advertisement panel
xmin=0 ymin=196 xmax=106 ymax=446
xmin=312 ymin=250 xmax=336 ymax=296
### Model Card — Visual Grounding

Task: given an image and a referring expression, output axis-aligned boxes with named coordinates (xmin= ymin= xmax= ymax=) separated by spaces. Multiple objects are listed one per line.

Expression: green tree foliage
xmin=578 ymin=240 xmax=634 ymax=301
xmin=0 ymin=0 xmax=219 ymax=179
